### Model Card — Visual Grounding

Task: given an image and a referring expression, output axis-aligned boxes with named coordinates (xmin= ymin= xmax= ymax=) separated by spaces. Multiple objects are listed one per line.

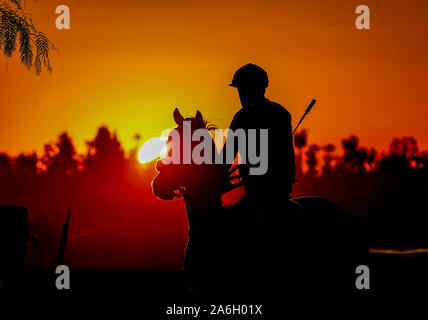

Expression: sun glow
xmin=138 ymin=137 xmax=167 ymax=164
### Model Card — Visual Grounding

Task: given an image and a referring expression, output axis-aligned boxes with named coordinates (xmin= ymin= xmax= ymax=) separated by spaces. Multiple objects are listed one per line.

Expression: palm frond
xmin=0 ymin=4 xmax=19 ymax=57
xmin=17 ymin=21 xmax=32 ymax=69
xmin=0 ymin=0 xmax=55 ymax=74
xmin=35 ymin=32 xmax=53 ymax=74
xmin=6 ymin=0 xmax=23 ymax=10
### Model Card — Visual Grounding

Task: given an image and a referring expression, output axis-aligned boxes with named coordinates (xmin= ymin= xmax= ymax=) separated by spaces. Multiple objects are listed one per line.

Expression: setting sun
xmin=138 ymin=137 xmax=167 ymax=164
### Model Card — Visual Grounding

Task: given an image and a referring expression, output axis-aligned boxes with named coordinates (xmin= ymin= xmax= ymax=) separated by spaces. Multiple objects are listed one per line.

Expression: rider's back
xmin=231 ymin=98 xmax=296 ymax=202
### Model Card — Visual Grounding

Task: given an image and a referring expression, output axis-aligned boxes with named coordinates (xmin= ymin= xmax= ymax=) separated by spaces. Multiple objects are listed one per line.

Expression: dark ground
xmin=24 ymin=252 xmax=428 ymax=292
xmin=0 ymin=254 xmax=424 ymax=319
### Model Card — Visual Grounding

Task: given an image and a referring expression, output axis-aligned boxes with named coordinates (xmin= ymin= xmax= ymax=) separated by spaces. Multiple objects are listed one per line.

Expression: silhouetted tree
xmin=342 ymin=136 xmax=374 ymax=173
xmin=43 ymin=133 xmax=77 ymax=175
xmin=294 ymin=130 xmax=307 ymax=177
xmin=306 ymin=144 xmax=320 ymax=177
xmin=322 ymin=144 xmax=336 ymax=175
xmin=0 ymin=153 xmax=11 ymax=174
xmin=366 ymin=149 xmax=377 ymax=171
xmin=389 ymin=137 xmax=418 ymax=159
xmin=84 ymin=126 xmax=125 ymax=175
xmin=375 ymin=137 xmax=420 ymax=176
xmin=16 ymin=153 xmax=37 ymax=175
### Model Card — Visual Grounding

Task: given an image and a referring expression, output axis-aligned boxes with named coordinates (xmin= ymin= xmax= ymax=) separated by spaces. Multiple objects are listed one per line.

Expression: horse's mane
xmin=203 ymin=120 xmax=217 ymax=132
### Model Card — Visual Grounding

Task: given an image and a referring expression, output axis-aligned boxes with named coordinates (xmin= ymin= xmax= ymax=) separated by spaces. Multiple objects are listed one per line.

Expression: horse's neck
xmin=184 ymin=191 xmax=221 ymax=213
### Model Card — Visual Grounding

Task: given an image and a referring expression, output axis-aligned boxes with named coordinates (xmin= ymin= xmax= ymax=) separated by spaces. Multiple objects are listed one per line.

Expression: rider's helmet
xmin=229 ymin=63 xmax=269 ymax=89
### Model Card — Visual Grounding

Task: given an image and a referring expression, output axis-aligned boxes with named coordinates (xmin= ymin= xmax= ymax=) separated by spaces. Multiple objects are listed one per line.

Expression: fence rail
xmin=370 ymin=248 xmax=428 ymax=255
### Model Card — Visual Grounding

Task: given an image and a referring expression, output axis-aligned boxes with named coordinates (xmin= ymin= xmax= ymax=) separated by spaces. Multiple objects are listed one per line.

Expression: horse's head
xmin=153 ymin=108 xmax=224 ymax=206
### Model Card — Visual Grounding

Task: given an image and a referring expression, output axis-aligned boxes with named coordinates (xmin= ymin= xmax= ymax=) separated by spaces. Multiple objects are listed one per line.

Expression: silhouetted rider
xmin=223 ymin=63 xmax=296 ymax=208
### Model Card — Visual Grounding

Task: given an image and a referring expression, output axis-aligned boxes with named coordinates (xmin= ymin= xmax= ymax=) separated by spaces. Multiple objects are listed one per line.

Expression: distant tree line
xmin=0 ymin=127 xmax=427 ymax=251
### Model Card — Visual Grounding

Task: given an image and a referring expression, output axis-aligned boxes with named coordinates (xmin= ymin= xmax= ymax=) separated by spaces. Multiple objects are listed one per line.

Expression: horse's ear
xmin=195 ymin=110 xmax=203 ymax=124
xmin=173 ymin=108 xmax=184 ymax=124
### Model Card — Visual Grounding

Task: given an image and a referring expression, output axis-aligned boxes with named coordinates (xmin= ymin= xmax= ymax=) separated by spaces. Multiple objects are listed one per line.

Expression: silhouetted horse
xmin=152 ymin=109 xmax=368 ymax=298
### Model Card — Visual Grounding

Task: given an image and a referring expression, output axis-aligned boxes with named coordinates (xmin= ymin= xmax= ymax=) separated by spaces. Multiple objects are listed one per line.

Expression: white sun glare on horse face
xmin=138 ymin=137 xmax=167 ymax=164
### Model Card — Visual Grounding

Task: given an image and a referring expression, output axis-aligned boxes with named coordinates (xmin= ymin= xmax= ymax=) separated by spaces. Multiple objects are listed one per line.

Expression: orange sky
xmin=1 ymin=0 xmax=428 ymax=157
